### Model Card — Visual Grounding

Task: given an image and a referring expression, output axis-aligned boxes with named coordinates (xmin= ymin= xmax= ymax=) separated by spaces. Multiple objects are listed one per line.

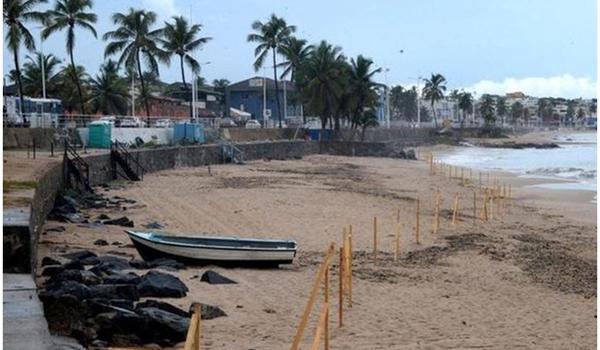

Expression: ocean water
xmin=438 ymin=132 xmax=597 ymax=192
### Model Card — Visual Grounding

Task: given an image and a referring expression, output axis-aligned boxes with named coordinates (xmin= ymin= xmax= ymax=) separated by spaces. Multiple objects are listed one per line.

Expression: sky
xmin=2 ymin=0 xmax=597 ymax=98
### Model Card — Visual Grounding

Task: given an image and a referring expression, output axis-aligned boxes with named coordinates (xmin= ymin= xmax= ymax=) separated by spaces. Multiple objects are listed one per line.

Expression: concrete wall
xmin=223 ymin=128 xmax=301 ymax=142
xmin=77 ymin=127 xmax=174 ymax=146
xmin=3 ymin=128 xmax=80 ymax=149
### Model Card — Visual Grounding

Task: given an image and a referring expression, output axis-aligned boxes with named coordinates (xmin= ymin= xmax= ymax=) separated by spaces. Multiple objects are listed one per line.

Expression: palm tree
xmin=278 ymin=36 xmax=312 ymax=81
xmin=9 ymin=52 xmax=61 ymax=97
xmin=104 ymin=8 xmax=169 ymax=122
xmin=347 ymin=55 xmax=380 ymax=129
xmin=212 ymin=78 xmax=229 ymax=92
xmin=496 ymin=97 xmax=507 ymax=126
xmin=510 ymin=101 xmax=523 ymax=126
xmin=42 ymin=0 xmax=97 ymax=114
xmin=88 ymin=60 xmax=128 ymax=115
xmin=479 ymin=94 xmax=496 ymax=127
xmin=161 ymin=15 xmax=211 ymax=118
xmin=55 ymin=63 xmax=88 ymax=113
xmin=4 ymin=0 xmax=46 ymax=121
xmin=247 ymin=14 xmax=296 ymax=128
xmin=296 ymin=40 xmax=346 ymax=130
xmin=457 ymin=91 xmax=473 ymax=128
xmin=421 ymin=73 xmax=446 ymax=127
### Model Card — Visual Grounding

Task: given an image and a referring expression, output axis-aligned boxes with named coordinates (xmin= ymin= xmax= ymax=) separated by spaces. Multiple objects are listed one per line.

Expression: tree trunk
xmin=136 ymin=50 xmax=151 ymax=124
xmin=68 ymin=46 xmax=86 ymax=115
xmin=272 ymin=48 xmax=282 ymax=128
xmin=180 ymin=55 xmax=193 ymax=120
xmin=431 ymin=100 xmax=438 ymax=128
xmin=13 ymin=49 xmax=26 ymax=125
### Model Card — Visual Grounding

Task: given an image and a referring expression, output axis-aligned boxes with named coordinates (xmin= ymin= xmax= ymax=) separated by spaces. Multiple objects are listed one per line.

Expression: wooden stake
xmin=473 ymin=191 xmax=477 ymax=225
xmin=433 ymin=190 xmax=440 ymax=234
xmin=324 ymin=267 xmax=329 ymax=350
xmin=394 ymin=223 xmax=400 ymax=262
xmin=452 ymin=194 xmax=459 ymax=225
xmin=396 ymin=208 xmax=400 ymax=224
xmin=291 ymin=244 xmax=335 ymax=350
xmin=347 ymin=225 xmax=353 ymax=308
xmin=373 ymin=216 xmax=378 ymax=264
xmin=338 ymin=247 xmax=343 ymax=328
xmin=184 ymin=304 xmax=202 ymax=350
xmin=415 ymin=197 xmax=420 ymax=244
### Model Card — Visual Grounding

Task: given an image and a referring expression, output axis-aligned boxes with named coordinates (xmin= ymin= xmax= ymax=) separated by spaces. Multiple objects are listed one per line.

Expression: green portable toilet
xmin=88 ymin=121 xmax=112 ymax=148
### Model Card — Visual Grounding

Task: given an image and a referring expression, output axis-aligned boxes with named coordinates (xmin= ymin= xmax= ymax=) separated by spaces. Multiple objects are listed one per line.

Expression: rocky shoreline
xmin=39 ymin=190 xmax=233 ymax=348
xmin=473 ymin=141 xmax=560 ymax=149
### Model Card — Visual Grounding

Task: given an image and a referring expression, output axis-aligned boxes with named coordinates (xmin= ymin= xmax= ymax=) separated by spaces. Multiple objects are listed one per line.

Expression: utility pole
xmin=131 ymin=71 xmax=135 ymax=117
xmin=40 ymin=30 xmax=46 ymax=99
xmin=263 ymin=69 xmax=267 ymax=128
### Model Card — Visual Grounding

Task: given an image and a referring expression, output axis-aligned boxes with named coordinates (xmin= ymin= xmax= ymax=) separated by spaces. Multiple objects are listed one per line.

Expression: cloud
xmin=461 ymin=74 xmax=597 ymax=99
xmin=142 ymin=0 xmax=179 ymax=18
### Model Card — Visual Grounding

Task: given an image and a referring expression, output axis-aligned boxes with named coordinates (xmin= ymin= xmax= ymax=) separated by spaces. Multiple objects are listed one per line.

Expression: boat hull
xmin=127 ymin=231 xmax=296 ymax=267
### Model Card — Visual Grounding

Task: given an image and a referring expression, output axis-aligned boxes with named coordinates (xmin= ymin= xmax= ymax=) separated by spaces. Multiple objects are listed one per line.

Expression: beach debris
xmin=90 ymin=259 xmax=131 ymax=275
xmin=41 ymin=280 xmax=91 ymax=301
xmin=200 ymin=270 xmax=237 ymax=285
xmin=93 ymin=239 xmax=109 ymax=246
xmin=41 ymin=256 xmax=61 ymax=267
xmin=137 ymin=271 xmax=188 ymax=298
xmin=104 ymin=216 xmax=134 ymax=227
xmin=112 ymin=241 xmax=123 ymax=246
xmin=143 ymin=221 xmax=165 ymax=229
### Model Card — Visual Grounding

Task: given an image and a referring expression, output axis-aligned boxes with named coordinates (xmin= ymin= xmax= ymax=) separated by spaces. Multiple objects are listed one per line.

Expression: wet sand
xmin=37 ymin=151 xmax=597 ymax=349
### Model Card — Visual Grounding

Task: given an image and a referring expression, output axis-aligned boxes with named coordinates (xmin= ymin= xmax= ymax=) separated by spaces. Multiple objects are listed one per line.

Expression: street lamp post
xmin=383 ymin=68 xmax=391 ymax=128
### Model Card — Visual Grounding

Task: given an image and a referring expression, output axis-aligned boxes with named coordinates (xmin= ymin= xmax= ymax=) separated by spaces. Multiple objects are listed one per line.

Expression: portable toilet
xmin=173 ymin=122 xmax=204 ymax=144
xmin=88 ymin=121 xmax=112 ymax=148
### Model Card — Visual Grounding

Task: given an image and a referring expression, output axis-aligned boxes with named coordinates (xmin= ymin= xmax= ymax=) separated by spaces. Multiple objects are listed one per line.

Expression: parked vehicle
xmin=98 ymin=116 xmax=116 ymax=125
xmin=126 ymin=230 xmax=297 ymax=267
xmin=3 ymin=96 xmax=63 ymax=127
xmin=120 ymin=116 xmax=146 ymax=128
xmin=245 ymin=120 xmax=261 ymax=129
xmin=154 ymin=118 xmax=173 ymax=128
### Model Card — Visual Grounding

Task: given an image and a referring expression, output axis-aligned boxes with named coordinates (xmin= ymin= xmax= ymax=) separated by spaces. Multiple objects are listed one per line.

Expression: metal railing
xmin=111 ymin=141 xmax=146 ymax=180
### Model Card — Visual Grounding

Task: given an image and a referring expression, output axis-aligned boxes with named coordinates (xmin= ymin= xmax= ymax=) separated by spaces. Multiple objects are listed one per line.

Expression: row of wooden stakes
xmin=290 ymin=225 xmax=354 ymax=350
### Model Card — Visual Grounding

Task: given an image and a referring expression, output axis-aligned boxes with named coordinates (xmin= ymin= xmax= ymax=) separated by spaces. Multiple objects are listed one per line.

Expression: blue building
xmin=226 ymin=77 xmax=300 ymax=125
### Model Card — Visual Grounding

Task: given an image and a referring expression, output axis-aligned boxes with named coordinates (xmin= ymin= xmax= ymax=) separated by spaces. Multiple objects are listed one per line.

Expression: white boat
xmin=125 ymin=230 xmax=297 ymax=267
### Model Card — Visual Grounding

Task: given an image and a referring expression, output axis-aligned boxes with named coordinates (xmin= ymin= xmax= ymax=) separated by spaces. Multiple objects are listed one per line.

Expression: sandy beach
xmin=36 ymin=136 xmax=597 ymax=349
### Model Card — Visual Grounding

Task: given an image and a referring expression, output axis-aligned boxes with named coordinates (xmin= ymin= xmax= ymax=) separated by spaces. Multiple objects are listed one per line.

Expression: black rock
xmin=199 ymin=304 xmax=227 ymax=320
xmin=148 ymin=258 xmax=185 ymax=270
xmin=63 ymin=260 xmax=85 ymax=271
xmin=80 ymin=256 xmax=101 ymax=265
xmin=111 ymin=241 xmax=123 ymax=246
xmin=104 ymin=217 xmax=134 ymax=227
xmin=137 ymin=271 xmax=188 ymax=298
xmin=48 ymin=269 xmax=101 ymax=286
xmin=42 ymin=265 xmax=64 ymax=277
xmin=45 ymin=226 xmax=66 ymax=233
xmin=94 ymin=239 xmax=109 ymax=246
xmin=41 ymin=281 xmax=91 ymax=301
xmin=135 ymin=300 xmax=189 ymax=317
xmin=129 ymin=259 xmax=149 ymax=269
xmin=41 ymin=294 xmax=88 ymax=336
xmin=97 ymin=214 xmax=110 ymax=220
xmin=135 ymin=307 xmax=189 ymax=346
xmin=41 ymin=256 xmax=61 ymax=267
xmin=200 ymin=270 xmax=237 ymax=285
xmin=407 ymin=149 xmax=416 ymax=160
xmin=142 ymin=221 xmax=164 ymax=229
xmin=86 ymin=299 xmax=135 ymax=315
xmin=89 ymin=257 xmax=131 ymax=276
xmin=63 ymin=250 xmax=97 ymax=261
xmin=93 ymin=310 xmax=146 ymax=342
xmin=103 ymin=271 xmax=141 ymax=285
xmin=89 ymin=284 xmax=140 ymax=301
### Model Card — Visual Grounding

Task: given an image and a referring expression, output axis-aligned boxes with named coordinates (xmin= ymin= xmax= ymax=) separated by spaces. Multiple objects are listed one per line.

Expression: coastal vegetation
xmin=3 ymin=1 xmax=596 ymax=128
